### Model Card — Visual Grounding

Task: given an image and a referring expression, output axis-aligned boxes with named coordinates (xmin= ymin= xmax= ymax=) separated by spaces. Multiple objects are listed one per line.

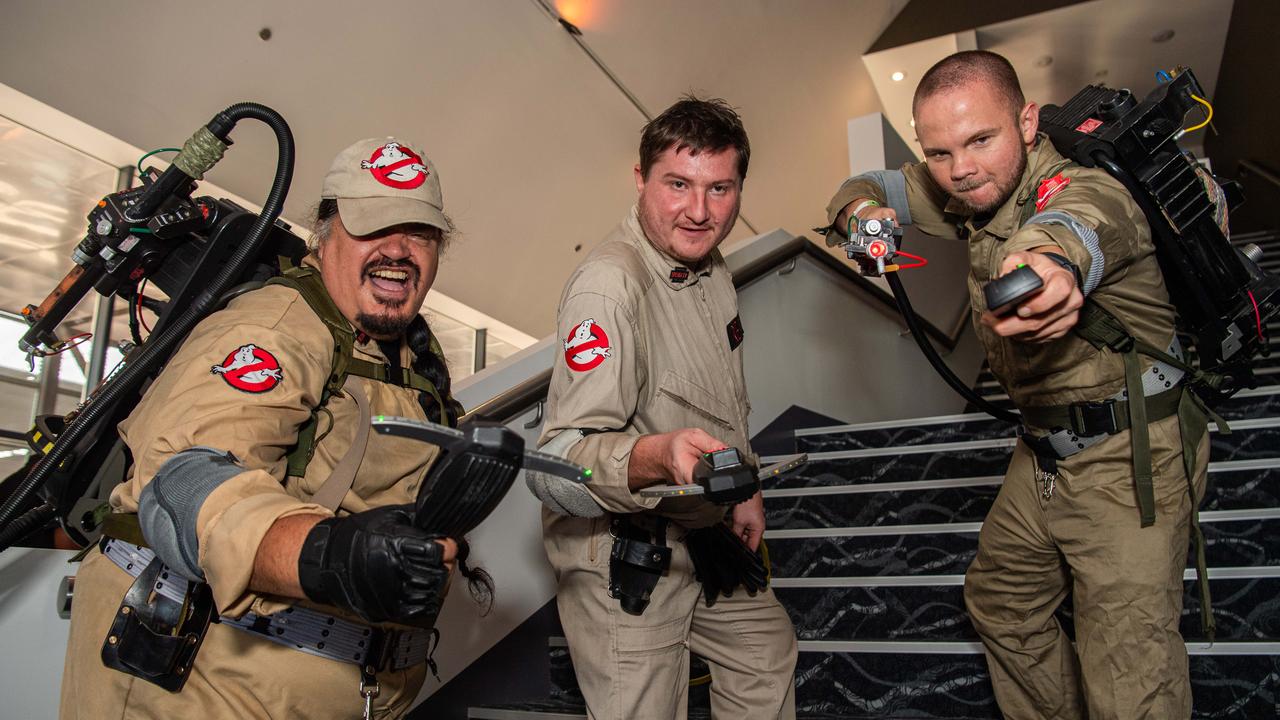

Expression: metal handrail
xmin=1240 ymin=159 xmax=1280 ymax=192
xmin=460 ymin=235 xmax=961 ymax=424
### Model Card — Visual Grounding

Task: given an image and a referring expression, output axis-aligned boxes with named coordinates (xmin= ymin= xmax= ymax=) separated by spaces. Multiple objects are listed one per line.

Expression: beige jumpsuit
xmin=60 ymin=261 xmax=443 ymax=720
xmin=827 ymin=138 xmax=1208 ymax=719
xmin=539 ymin=207 xmax=798 ymax=720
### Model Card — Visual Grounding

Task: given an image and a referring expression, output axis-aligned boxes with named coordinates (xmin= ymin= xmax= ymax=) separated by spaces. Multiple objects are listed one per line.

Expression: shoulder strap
xmin=267 ymin=262 xmax=355 ymax=399
xmin=1017 ymin=159 xmax=1075 ymax=227
xmin=268 ymin=261 xmax=452 ymax=479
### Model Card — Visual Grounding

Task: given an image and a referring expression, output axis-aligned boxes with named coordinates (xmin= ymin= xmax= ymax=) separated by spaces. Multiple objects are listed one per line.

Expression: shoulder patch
xmin=563 ymin=318 xmax=612 ymax=372
xmin=1035 ymin=173 xmax=1072 ymax=213
xmin=211 ymin=343 xmax=284 ymax=393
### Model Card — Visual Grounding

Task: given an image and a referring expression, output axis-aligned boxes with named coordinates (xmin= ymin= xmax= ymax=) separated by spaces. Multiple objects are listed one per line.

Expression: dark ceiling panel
xmin=869 ymin=0 xmax=1092 ymax=53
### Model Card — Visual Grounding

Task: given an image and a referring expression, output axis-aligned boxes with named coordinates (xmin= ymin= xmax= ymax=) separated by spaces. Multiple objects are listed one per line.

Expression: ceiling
xmin=0 ymin=0 xmax=1238 ymax=342
xmin=865 ymin=0 xmax=1234 ymax=165
xmin=0 ymin=0 xmax=907 ymax=338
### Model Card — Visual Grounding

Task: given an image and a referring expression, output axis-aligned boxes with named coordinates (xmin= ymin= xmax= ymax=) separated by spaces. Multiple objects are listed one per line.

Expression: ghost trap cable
xmin=0 ymin=103 xmax=295 ymax=551
xmin=886 ymin=270 xmax=1021 ymax=424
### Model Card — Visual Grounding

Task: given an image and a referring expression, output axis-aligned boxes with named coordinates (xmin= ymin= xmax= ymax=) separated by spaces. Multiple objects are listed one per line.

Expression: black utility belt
xmin=606 ymin=514 xmax=769 ymax=617
xmin=1020 ymin=384 xmax=1184 ymax=462
xmin=101 ymin=539 xmax=433 ymax=682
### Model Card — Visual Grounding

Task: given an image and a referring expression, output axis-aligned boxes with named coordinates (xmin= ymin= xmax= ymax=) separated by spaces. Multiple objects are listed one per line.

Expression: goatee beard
xmin=357 ymin=310 xmax=414 ymax=339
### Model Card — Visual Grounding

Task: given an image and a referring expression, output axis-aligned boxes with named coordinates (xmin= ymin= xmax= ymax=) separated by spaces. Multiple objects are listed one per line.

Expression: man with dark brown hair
xmin=533 ymin=96 xmax=797 ymax=719
xmin=825 ymin=51 xmax=1208 ymax=718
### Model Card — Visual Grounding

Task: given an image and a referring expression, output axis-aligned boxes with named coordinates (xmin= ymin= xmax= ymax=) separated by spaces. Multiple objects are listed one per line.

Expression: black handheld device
xmin=984 ymin=265 xmax=1045 ymax=316
xmin=373 ymin=417 xmax=589 ymax=537
xmin=691 ymin=447 xmax=760 ymax=506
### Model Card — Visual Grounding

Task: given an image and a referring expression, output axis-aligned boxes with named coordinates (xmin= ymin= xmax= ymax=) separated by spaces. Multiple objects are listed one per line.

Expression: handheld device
xmin=984 ymin=265 xmax=1045 ymax=316
xmin=640 ymin=451 xmax=808 ymax=504
xmin=373 ymin=416 xmax=589 ymax=537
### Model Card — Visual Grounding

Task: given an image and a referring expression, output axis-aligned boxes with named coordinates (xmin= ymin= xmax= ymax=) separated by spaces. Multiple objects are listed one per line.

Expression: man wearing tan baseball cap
xmin=61 ymin=137 xmax=478 ymax=720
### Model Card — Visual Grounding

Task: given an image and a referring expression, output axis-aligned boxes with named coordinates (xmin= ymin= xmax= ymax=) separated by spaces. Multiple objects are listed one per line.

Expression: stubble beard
xmin=954 ymin=150 xmax=1028 ymax=216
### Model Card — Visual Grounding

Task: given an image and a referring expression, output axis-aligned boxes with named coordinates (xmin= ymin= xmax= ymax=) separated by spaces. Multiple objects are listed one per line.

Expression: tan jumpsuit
xmin=539 ymin=207 xmax=798 ymax=720
xmin=827 ymin=138 xmax=1208 ymax=719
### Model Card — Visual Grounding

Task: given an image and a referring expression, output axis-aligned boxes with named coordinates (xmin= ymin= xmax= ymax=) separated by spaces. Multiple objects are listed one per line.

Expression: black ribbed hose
xmin=886 ymin=271 xmax=1021 ymax=424
xmin=0 ymin=103 xmax=294 ymax=551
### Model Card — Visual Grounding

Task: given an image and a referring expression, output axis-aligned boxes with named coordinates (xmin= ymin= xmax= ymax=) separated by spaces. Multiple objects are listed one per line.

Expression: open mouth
xmin=365 ymin=266 xmax=416 ymax=297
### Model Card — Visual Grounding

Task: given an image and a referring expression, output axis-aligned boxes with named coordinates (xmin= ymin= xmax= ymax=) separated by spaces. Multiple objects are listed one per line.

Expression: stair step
xmin=773 ymin=573 xmax=1280 ymax=642
xmin=766 ymin=516 xmax=1280 ymax=580
xmin=763 ymin=462 xmax=1280 ymax=530
xmin=776 ymin=418 xmax=1280 ymax=488
xmin=790 ymin=649 xmax=1279 ymax=719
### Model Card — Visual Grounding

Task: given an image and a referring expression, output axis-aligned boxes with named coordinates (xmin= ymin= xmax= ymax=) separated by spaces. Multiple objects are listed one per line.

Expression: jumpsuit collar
xmin=624 ymin=206 xmax=717 ymax=291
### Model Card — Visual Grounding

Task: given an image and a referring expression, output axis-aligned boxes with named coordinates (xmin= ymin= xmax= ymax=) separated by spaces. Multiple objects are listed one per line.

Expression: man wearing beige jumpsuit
xmin=534 ymin=97 xmax=797 ymax=720
xmin=826 ymin=52 xmax=1209 ymax=718
xmin=61 ymin=137 xmax=467 ymax=719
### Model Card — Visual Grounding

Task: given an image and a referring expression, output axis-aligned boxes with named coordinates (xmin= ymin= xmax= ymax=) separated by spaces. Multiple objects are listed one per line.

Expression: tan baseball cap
xmin=321 ymin=137 xmax=448 ymax=236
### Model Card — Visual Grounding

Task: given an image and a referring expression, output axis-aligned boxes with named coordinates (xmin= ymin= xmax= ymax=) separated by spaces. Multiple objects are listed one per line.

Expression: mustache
xmin=952 ymin=177 xmax=990 ymax=193
xmin=363 ymin=257 xmax=420 ymax=282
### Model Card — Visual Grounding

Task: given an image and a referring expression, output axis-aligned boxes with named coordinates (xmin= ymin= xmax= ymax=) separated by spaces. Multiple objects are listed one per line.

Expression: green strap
xmin=1121 ymin=344 xmax=1156 ymax=527
xmin=101 ymin=512 xmax=150 ymax=548
xmin=268 ymin=262 xmax=455 ymax=477
xmin=1017 ymin=160 xmax=1075 ymax=226
xmin=1179 ymin=388 xmax=1216 ymax=641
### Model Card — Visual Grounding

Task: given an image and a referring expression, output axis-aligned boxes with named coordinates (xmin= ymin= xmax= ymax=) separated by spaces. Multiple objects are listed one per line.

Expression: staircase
xmin=463 ymin=231 xmax=1280 ymax=719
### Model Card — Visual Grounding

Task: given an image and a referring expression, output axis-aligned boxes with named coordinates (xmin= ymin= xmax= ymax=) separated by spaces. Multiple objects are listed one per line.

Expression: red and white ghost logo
xmin=1035 ymin=173 xmax=1072 ymax=213
xmin=360 ymin=142 xmax=430 ymax=190
xmin=563 ymin=318 xmax=612 ymax=372
xmin=211 ymin=343 xmax=284 ymax=393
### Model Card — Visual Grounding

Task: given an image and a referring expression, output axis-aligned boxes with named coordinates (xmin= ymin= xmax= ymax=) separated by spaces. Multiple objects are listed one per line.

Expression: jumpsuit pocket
xmin=615 ymin=614 xmax=687 ymax=655
xmin=657 ymin=369 xmax=735 ymax=431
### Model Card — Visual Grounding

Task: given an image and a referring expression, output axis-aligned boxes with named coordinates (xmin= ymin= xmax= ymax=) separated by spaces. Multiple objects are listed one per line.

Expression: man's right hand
xmin=838 ymin=197 xmax=897 ymax=236
xmin=628 ymin=428 xmax=727 ymax=490
xmin=296 ymin=504 xmax=456 ymax=627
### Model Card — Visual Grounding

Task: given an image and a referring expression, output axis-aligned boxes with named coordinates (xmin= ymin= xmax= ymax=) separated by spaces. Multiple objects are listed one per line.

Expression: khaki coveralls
xmin=60 ymin=261 xmax=442 ymax=720
xmin=827 ymin=138 xmax=1209 ymax=719
xmin=539 ymin=207 xmax=798 ymax=720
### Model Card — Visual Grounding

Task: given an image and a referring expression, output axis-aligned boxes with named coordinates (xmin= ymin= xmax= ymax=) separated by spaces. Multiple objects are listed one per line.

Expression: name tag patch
xmin=726 ymin=315 xmax=744 ymax=351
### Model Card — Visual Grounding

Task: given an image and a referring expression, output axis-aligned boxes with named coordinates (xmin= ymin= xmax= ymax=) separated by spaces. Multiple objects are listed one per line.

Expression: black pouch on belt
xmin=608 ymin=516 xmax=671 ymax=616
xmin=685 ymin=524 xmax=768 ymax=607
xmin=100 ymin=557 xmax=215 ymax=692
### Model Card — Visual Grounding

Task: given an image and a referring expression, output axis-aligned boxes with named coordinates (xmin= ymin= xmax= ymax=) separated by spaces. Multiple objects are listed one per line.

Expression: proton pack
xmin=0 ymin=104 xmax=586 ymax=553
xmin=1038 ymin=67 xmax=1280 ymax=402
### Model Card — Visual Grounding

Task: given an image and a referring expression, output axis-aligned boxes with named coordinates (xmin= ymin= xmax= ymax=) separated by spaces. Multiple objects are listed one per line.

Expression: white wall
xmin=741 ymin=250 xmax=984 ymax=432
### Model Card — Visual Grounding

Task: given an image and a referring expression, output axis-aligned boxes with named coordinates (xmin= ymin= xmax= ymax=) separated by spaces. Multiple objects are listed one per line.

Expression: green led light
xmin=1016 ymin=263 xmax=1026 ymax=269
xmin=583 ymin=468 xmax=593 ymax=476
xmin=375 ymin=415 xmax=386 ymax=422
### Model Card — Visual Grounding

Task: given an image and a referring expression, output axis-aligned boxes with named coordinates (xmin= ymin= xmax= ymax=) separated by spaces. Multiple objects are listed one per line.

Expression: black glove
xmin=297 ymin=504 xmax=450 ymax=628
xmin=684 ymin=524 xmax=768 ymax=607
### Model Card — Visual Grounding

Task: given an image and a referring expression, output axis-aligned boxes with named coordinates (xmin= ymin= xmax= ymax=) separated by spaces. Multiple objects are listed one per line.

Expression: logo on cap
xmin=360 ymin=142 xmax=430 ymax=190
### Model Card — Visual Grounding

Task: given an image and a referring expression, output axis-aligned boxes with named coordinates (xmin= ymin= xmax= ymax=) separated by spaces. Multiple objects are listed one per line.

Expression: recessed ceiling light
xmin=1152 ymin=29 xmax=1175 ymax=43
xmin=1035 ymin=55 xmax=1053 ymax=68
xmin=891 ymin=71 xmax=905 ymax=82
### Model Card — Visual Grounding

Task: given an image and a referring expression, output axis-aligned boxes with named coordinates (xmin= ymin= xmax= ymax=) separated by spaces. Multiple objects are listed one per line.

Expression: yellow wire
xmin=1184 ymin=94 xmax=1214 ymax=133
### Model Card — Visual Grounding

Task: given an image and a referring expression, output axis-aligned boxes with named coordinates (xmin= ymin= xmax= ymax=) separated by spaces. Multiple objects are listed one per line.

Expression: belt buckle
xmin=1070 ymin=400 xmax=1119 ymax=435
xmin=363 ymin=627 xmax=401 ymax=673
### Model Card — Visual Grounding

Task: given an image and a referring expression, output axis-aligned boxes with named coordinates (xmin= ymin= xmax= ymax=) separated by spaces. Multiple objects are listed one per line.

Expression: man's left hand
xmin=980 ymin=247 xmax=1083 ymax=343
xmin=731 ymin=490 xmax=766 ymax=551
